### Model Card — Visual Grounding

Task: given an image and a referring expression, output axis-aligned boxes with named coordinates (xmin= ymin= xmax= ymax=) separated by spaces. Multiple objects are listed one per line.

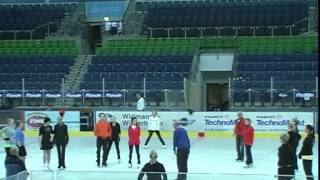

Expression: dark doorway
xmin=87 ymin=24 xmax=102 ymax=54
xmin=206 ymin=83 xmax=229 ymax=111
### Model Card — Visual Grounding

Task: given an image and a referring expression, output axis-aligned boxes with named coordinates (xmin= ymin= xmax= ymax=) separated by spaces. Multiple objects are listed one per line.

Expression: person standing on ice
xmin=94 ymin=113 xmax=112 ymax=167
xmin=287 ymin=120 xmax=301 ymax=172
xmin=105 ymin=116 xmax=121 ymax=163
xmin=144 ymin=111 xmax=166 ymax=149
xmin=277 ymin=133 xmax=294 ymax=180
xmin=39 ymin=117 xmax=54 ymax=170
xmin=128 ymin=117 xmax=141 ymax=168
xmin=242 ymin=118 xmax=254 ymax=168
xmin=173 ymin=120 xmax=190 ymax=180
xmin=298 ymin=125 xmax=315 ymax=180
xmin=233 ymin=111 xmax=245 ymax=162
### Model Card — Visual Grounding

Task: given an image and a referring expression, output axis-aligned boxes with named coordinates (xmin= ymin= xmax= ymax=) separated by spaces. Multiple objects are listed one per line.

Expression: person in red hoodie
xmin=242 ymin=118 xmax=254 ymax=168
xmin=233 ymin=111 xmax=245 ymax=161
xmin=94 ymin=113 xmax=112 ymax=167
xmin=128 ymin=116 xmax=141 ymax=169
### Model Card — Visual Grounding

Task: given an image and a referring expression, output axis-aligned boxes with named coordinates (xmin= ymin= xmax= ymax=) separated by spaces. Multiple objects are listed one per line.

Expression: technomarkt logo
xmin=174 ymin=117 xmax=196 ymax=127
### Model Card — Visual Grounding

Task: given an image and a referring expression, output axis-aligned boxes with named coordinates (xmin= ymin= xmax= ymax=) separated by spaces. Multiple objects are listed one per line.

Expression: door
xmin=87 ymin=24 xmax=102 ymax=54
xmin=206 ymin=83 xmax=229 ymax=111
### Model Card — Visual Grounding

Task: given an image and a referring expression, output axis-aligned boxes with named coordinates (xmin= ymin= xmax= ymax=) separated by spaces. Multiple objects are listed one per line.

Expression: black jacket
xmin=287 ymin=130 xmax=301 ymax=151
xmin=110 ymin=122 xmax=121 ymax=140
xmin=138 ymin=161 xmax=167 ymax=180
xmin=278 ymin=143 xmax=294 ymax=167
xmin=299 ymin=135 xmax=314 ymax=157
xmin=53 ymin=123 xmax=69 ymax=145
xmin=5 ymin=155 xmax=27 ymax=177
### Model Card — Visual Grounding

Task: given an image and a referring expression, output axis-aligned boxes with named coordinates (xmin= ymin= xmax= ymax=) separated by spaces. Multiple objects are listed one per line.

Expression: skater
xmin=106 ymin=116 xmax=121 ymax=163
xmin=53 ymin=115 xmax=69 ymax=170
xmin=173 ymin=120 xmax=190 ymax=180
xmin=287 ymin=120 xmax=301 ymax=172
xmin=138 ymin=150 xmax=167 ymax=180
xmin=136 ymin=93 xmax=145 ymax=111
xmin=15 ymin=120 xmax=27 ymax=162
xmin=0 ymin=118 xmax=16 ymax=157
xmin=242 ymin=118 xmax=254 ymax=168
xmin=298 ymin=125 xmax=315 ymax=180
xmin=5 ymin=147 xmax=27 ymax=179
xmin=233 ymin=111 xmax=245 ymax=161
xmin=39 ymin=117 xmax=54 ymax=170
xmin=144 ymin=111 xmax=166 ymax=149
xmin=94 ymin=113 xmax=112 ymax=167
xmin=128 ymin=117 xmax=141 ymax=168
xmin=277 ymin=133 xmax=294 ymax=180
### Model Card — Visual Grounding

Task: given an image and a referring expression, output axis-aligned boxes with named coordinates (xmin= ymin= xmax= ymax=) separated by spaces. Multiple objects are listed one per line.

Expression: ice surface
xmin=1 ymin=136 xmax=318 ymax=180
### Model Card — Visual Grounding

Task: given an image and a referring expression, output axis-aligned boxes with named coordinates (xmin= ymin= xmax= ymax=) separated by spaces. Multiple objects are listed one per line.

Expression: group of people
xmin=94 ymin=111 xmax=189 ymax=180
xmin=233 ymin=111 xmax=315 ymax=180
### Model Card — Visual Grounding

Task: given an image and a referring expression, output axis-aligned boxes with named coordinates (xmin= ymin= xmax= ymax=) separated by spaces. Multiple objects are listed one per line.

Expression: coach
xmin=173 ymin=120 xmax=190 ymax=180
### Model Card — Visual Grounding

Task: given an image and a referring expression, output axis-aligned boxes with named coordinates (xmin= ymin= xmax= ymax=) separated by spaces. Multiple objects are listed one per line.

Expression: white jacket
xmin=137 ymin=97 xmax=145 ymax=111
xmin=148 ymin=116 xmax=160 ymax=131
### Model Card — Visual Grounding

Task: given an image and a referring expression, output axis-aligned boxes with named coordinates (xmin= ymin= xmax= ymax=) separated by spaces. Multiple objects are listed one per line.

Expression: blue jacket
xmin=173 ymin=126 xmax=190 ymax=151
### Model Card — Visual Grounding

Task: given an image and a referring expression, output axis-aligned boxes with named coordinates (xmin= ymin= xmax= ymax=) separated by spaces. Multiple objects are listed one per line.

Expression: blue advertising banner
xmin=24 ymin=111 xmax=80 ymax=130
xmin=86 ymin=1 xmax=125 ymax=18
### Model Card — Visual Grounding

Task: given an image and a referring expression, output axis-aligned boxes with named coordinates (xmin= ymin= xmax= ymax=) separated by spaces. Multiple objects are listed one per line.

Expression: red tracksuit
xmin=234 ymin=117 xmax=245 ymax=136
xmin=128 ymin=125 xmax=141 ymax=164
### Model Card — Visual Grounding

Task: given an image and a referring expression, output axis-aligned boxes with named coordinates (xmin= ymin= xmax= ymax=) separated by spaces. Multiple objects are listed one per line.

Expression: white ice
xmin=0 ymin=136 xmax=318 ymax=180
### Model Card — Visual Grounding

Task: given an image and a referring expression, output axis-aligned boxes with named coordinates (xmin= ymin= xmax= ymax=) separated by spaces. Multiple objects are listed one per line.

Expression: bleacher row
xmin=80 ymin=56 xmax=193 ymax=90
xmin=0 ymin=3 xmax=77 ymax=39
xmin=0 ymin=40 xmax=77 ymax=57
xmin=98 ymin=36 xmax=317 ymax=55
xmin=234 ymin=54 xmax=318 ymax=90
xmin=137 ymin=0 xmax=309 ymax=37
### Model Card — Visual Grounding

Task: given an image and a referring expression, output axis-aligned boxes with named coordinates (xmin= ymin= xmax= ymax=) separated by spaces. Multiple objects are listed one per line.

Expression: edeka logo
xmin=177 ymin=117 xmax=196 ymax=127
xmin=256 ymin=119 xmax=305 ymax=126
xmin=26 ymin=112 xmax=47 ymax=129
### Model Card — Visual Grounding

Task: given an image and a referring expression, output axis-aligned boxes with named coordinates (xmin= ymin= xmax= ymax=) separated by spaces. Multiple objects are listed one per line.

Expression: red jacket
xmin=242 ymin=125 xmax=254 ymax=145
xmin=128 ymin=125 xmax=140 ymax=145
xmin=234 ymin=117 xmax=245 ymax=135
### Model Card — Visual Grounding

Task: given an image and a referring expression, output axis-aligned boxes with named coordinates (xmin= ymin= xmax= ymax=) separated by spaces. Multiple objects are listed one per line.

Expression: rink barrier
xmin=24 ymin=170 xmax=318 ymax=180
xmin=23 ymin=130 xmax=318 ymax=139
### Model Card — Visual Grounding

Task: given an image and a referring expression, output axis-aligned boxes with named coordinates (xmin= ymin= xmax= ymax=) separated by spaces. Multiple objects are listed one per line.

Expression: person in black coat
xmin=287 ymin=121 xmax=301 ymax=171
xmin=5 ymin=147 xmax=27 ymax=180
xmin=277 ymin=133 xmax=294 ymax=180
xmin=53 ymin=115 xmax=69 ymax=170
xmin=106 ymin=116 xmax=121 ymax=163
xmin=138 ymin=150 xmax=167 ymax=180
xmin=298 ymin=125 xmax=315 ymax=180
xmin=39 ymin=117 xmax=54 ymax=170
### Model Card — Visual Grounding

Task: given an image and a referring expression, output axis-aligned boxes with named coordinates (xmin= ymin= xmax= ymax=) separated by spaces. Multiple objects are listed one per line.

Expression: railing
xmin=137 ymin=17 xmax=316 ymax=38
xmin=0 ymin=171 xmax=27 ymax=180
xmin=4 ymin=170 xmax=314 ymax=180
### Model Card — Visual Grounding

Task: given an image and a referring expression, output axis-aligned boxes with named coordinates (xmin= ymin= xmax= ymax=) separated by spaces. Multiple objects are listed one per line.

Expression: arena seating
xmin=0 ymin=3 xmax=78 ymax=39
xmin=0 ymin=40 xmax=76 ymax=90
xmin=80 ymin=55 xmax=193 ymax=90
xmin=138 ymin=0 xmax=309 ymax=37
xmin=234 ymin=54 xmax=318 ymax=91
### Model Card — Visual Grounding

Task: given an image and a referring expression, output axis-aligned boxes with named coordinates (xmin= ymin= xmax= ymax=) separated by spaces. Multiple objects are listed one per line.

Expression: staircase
xmin=64 ymin=55 xmax=92 ymax=92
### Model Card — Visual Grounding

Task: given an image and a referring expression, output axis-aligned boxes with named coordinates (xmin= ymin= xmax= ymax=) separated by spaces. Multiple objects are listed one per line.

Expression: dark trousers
xmin=96 ymin=137 xmax=108 ymax=165
xmin=106 ymin=138 xmax=120 ymax=160
xmin=177 ymin=148 xmax=189 ymax=180
xmin=292 ymin=149 xmax=298 ymax=170
xmin=302 ymin=160 xmax=313 ymax=180
xmin=245 ymin=145 xmax=253 ymax=165
xmin=278 ymin=166 xmax=294 ymax=180
xmin=129 ymin=145 xmax=140 ymax=164
xmin=144 ymin=130 xmax=165 ymax=146
xmin=236 ymin=135 xmax=244 ymax=160
xmin=56 ymin=144 xmax=66 ymax=168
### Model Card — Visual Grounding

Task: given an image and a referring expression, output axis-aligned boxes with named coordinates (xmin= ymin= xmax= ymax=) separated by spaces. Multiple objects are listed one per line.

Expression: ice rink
xmin=1 ymin=135 xmax=318 ymax=180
